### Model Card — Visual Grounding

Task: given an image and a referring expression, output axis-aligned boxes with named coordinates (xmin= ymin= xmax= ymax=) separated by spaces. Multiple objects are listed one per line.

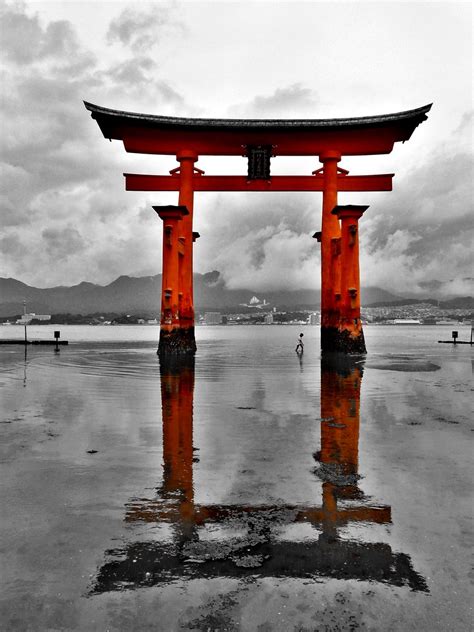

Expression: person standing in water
xmin=295 ymin=333 xmax=304 ymax=353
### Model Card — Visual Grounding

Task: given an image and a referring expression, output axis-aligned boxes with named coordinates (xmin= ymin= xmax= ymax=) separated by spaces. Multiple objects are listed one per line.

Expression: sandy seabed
xmin=0 ymin=325 xmax=472 ymax=631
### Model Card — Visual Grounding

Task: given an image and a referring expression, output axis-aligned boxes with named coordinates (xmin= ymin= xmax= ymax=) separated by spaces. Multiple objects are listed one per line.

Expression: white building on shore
xmin=16 ymin=313 xmax=51 ymax=324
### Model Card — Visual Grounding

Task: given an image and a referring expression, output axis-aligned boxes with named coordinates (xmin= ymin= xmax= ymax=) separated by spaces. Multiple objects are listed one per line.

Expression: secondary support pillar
xmin=153 ymin=205 xmax=193 ymax=355
xmin=331 ymin=205 xmax=368 ymax=353
xmin=319 ymin=151 xmax=342 ymax=352
xmin=176 ymin=150 xmax=199 ymax=354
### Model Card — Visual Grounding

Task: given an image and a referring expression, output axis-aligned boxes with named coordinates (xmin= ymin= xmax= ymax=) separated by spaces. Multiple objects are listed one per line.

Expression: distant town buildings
xmin=1 ymin=301 xmax=471 ymax=328
xmin=361 ymin=302 xmax=472 ymax=324
xmin=203 ymin=312 xmax=223 ymax=325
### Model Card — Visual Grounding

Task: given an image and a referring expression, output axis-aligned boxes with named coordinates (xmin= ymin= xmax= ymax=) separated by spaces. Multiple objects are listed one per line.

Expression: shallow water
xmin=0 ymin=325 xmax=472 ymax=631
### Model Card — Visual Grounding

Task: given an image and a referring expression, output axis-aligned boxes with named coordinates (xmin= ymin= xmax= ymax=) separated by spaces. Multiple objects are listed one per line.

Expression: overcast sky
xmin=1 ymin=0 xmax=472 ymax=296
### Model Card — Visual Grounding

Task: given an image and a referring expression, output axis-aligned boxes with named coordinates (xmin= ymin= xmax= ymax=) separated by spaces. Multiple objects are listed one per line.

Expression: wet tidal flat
xmin=0 ymin=325 xmax=472 ymax=631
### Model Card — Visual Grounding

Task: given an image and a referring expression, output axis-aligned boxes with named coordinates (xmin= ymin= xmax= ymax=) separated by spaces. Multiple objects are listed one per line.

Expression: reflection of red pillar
xmin=160 ymin=358 xmax=195 ymax=528
xmin=154 ymin=205 xmax=189 ymax=354
xmin=319 ymin=356 xmax=363 ymax=536
xmin=176 ymin=150 xmax=198 ymax=354
xmin=319 ymin=151 xmax=341 ymax=351
xmin=332 ymin=205 xmax=368 ymax=353
xmin=320 ymin=360 xmax=361 ymax=474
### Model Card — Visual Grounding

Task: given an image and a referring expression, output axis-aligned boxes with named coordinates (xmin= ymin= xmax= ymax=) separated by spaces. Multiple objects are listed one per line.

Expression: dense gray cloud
xmin=106 ymin=5 xmax=182 ymax=52
xmin=193 ymin=192 xmax=319 ymax=291
xmin=0 ymin=1 xmax=188 ymax=286
xmin=229 ymin=84 xmax=319 ymax=118
xmin=0 ymin=1 xmax=472 ymax=298
xmin=356 ymin=117 xmax=474 ymax=295
xmin=0 ymin=2 xmax=78 ymax=64
xmin=106 ymin=57 xmax=156 ymax=85
xmin=41 ymin=226 xmax=85 ymax=258
xmin=0 ymin=233 xmax=22 ymax=257
xmin=96 ymin=57 xmax=185 ymax=107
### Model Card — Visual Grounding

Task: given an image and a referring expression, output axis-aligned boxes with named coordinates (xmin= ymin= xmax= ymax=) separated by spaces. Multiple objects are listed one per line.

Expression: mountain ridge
xmin=0 ymin=273 xmax=471 ymax=317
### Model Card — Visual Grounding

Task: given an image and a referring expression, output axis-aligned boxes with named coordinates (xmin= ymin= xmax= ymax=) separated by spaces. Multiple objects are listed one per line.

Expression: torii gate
xmin=84 ymin=101 xmax=431 ymax=355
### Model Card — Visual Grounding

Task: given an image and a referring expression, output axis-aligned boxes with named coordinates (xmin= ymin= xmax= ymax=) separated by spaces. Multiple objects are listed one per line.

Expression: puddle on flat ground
xmin=0 ymin=325 xmax=472 ymax=631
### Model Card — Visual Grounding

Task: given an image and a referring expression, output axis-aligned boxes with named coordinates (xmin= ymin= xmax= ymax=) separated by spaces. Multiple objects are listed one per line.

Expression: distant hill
xmin=365 ymin=297 xmax=474 ymax=309
xmin=405 ymin=277 xmax=474 ymax=300
xmin=0 ymin=275 xmax=163 ymax=317
xmin=0 ymin=272 xmax=470 ymax=317
xmin=438 ymin=296 xmax=474 ymax=309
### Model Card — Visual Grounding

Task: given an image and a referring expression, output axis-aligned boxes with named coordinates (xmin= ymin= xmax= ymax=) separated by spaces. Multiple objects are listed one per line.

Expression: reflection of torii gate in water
xmin=84 ymin=102 xmax=431 ymax=355
xmin=92 ymin=357 xmax=427 ymax=592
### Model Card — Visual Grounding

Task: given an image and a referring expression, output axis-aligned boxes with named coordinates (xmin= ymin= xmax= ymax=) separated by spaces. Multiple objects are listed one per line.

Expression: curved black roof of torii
xmin=84 ymin=101 xmax=432 ymax=156
xmin=84 ymin=101 xmax=431 ymax=130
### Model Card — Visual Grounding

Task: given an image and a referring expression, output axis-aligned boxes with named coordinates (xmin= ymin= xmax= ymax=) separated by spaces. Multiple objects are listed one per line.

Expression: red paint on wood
xmin=153 ymin=205 xmax=188 ymax=333
xmin=125 ymin=173 xmax=393 ymax=192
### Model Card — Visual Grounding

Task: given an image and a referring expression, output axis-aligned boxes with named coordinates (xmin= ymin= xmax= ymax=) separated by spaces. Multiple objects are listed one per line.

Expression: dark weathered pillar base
xmin=158 ymin=327 xmax=197 ymax=356
xmin=159 ymin=352 xmax=195 ymax=375
xmin=321 ymin=326 xmax=366 ymax=354
xmin=321 ymin=351 xmax=365 ymax=377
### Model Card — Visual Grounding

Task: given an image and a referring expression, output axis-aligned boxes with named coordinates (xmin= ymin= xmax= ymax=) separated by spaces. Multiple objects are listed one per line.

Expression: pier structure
xmin=85 ymin=101 xmax=431 ymax=355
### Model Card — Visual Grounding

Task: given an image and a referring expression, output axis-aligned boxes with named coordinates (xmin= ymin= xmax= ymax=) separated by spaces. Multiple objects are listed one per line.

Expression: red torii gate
xmin=84 ymin=101 xmax=431 ymax=355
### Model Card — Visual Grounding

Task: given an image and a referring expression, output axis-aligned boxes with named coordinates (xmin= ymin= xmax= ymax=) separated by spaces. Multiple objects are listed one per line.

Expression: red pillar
xmin=319 ymin=151 xmax=342 ymax=351
xmin=331 ymin=205 xmax=368 ymax=353
xmin=176 ymin=150 xmax=198 ymax=353
xmin=153 ymin=205 xmax=189 ymax=355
